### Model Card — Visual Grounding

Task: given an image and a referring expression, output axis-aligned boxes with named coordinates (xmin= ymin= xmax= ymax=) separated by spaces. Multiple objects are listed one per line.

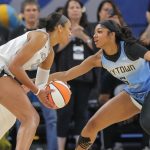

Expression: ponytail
xmin=119 ymin=26 xmax=137 ymax=44
xmin=38 ymin=18 xmax=47 ymax=29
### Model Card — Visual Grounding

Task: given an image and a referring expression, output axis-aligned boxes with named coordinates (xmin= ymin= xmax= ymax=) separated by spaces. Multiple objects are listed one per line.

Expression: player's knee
xmin=20 ymin=111 xmax=40 ymax=128
xmin=31 ymin=111 xmax=40 ymax=127
xmin=140 ymin=113 xmax=150 ymax=135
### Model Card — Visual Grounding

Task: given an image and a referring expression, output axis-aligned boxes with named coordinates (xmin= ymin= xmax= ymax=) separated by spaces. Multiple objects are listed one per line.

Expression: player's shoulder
xmin=125 ymin=41 xmax=144 ymax=49
xmin=27 ymin=30 xmax=48 ymax=41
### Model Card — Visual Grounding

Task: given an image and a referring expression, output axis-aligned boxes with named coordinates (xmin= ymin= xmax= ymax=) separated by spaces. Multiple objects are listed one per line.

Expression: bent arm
xmin=9 ymin=31 xmax=48 ymax=94
xmin=49 ymin=49 xmax=102 ymax=82
xmin=35 ymin=48 xmax=54 ymax=87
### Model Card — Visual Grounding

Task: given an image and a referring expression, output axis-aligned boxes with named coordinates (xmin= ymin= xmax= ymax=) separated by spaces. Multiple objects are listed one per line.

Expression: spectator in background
xmin=96 ymin=0 xmax=124 ymax=26
xmin=9 ymin=0 xmax=40 ymax=39
xmin=55 ymin=0 xmax=96 ymax=150
xmin=9 ymin=1 xmax=58 ymax=150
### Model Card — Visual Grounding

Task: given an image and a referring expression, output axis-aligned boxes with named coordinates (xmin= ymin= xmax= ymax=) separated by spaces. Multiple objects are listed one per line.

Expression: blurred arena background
xmin=0 ymin=0 xmax=149 ymax=36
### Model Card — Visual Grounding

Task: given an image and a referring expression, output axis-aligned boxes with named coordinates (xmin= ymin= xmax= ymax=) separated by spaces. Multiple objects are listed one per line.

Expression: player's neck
xmin=103 ymin=42 xmax=118 ymax=55
xmin=49 ymin=31 xmax=58 ymax=47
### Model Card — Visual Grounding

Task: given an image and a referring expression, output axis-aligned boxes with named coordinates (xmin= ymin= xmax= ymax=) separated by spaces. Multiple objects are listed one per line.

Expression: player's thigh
xmin=89 ymin=91 xmax=140 ymax=131
xmin=0 ymin=76 xmax=38 ymax=121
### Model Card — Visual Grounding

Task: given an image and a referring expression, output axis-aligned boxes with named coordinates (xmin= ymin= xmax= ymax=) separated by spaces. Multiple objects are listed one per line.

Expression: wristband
xmin=35 ymin=67 xmax=50 ymax=87
xmin=34 ymin=89 xmax=40 ymax=95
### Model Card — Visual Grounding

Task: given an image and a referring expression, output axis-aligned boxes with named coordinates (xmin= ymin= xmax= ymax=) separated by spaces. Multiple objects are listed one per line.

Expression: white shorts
xmin=130 ymin=96 xmax=142 ymax=110
xmin=0 ymin=104 xmax=16 ymax=139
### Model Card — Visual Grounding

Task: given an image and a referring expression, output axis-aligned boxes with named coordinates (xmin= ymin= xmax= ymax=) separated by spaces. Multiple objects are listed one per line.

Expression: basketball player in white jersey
xmin=49 ymin=20 xmax=150 ymax=150
xmin=0 ymin=12 xmax=71 ymax=150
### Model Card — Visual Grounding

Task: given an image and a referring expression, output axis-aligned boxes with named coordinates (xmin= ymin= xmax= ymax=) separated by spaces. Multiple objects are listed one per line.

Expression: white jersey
xmin=0 ymin=28 xmax=50 ymax=76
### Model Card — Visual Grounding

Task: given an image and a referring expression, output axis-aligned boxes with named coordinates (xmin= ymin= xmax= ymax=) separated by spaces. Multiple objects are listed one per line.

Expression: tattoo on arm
xmin=76 ymin=135 xmax=92 ymax=149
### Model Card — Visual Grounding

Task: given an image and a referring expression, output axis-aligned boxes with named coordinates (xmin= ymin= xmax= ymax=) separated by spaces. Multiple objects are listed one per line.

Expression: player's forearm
xmin=9 ymin=65 xmax=39 ymax=94
xmin=48 ymin=71 xmax=78 ymax=82
xmin=49 ymin=66 xmax=93 ymax=83
xmin=49 ymin=71 xmax=68 ymax=82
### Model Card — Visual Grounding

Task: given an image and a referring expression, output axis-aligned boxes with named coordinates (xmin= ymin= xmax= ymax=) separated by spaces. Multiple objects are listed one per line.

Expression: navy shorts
xmin=0 ymin=70 xmax=6 ymax=77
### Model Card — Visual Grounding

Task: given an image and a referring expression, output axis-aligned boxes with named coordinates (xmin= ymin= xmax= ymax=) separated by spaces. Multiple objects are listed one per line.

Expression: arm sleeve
xmin=35 ymin=67 xmax=50 ymax=88
xmin=125 ymin=43 xmax=149 ymax=60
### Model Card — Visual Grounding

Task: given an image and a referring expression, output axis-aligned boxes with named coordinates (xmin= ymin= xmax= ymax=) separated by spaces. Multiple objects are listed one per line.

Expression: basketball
xmin=45 ymin=81 xmax=71 ymax=109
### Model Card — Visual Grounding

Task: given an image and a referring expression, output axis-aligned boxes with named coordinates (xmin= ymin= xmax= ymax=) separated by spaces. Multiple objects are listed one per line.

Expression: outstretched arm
xmin=9 ymin=31 xmax=48 ymax=94
xmin=49 ymin=49 xmax=102 ymax=82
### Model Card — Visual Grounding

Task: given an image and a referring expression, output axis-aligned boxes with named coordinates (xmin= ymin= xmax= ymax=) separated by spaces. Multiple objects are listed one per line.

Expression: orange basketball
xmin=45 ymin=81 xmax=71 ymax=109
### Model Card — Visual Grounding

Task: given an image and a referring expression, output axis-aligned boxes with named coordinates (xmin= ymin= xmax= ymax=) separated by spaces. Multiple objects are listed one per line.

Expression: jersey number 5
xmin=119 ymin=77 xmax=129 ymax=85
